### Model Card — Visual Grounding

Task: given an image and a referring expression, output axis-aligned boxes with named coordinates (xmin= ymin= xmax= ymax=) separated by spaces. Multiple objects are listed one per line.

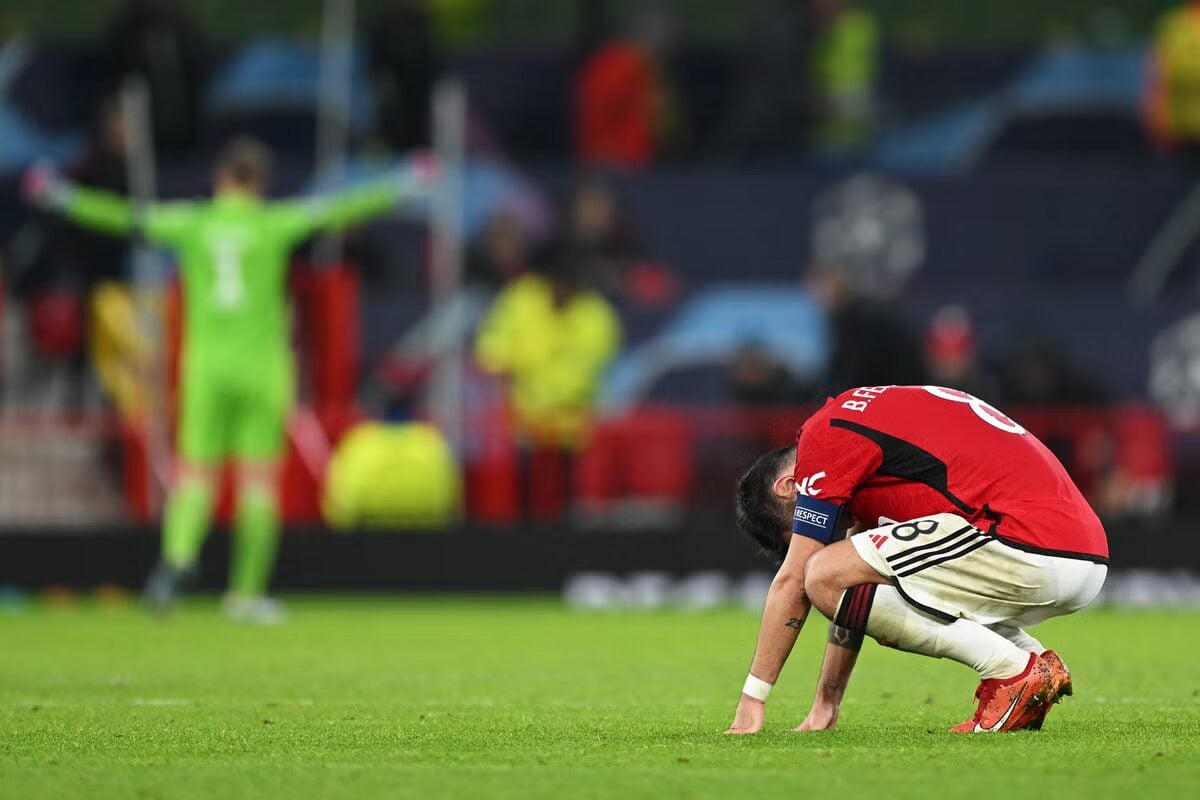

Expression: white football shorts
xmin=850 ymin=513 xmax=1107 ymax=627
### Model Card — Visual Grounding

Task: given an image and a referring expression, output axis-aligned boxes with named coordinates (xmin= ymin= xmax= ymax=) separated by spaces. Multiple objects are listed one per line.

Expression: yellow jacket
xmin=1150 ymin=4 xmax=1200 ymax=142
xmin=811 ymin=8 xmax=878 ymax=148
xmin=475 ymin=274 xmax=621 ymax=447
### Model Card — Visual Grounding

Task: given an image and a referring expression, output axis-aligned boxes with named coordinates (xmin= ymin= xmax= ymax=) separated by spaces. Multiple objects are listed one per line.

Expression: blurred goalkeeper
xmin=28 ymin=137 xmax=426 ymax=623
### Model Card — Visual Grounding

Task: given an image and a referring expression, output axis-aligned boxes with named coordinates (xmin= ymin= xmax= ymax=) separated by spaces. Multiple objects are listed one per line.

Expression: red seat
xmin=577 ymin=410 xmax=693 ymax=510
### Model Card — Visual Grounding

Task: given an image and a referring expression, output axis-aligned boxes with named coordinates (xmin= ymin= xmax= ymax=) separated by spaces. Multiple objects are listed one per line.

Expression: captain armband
xmin=791 ymin=495 xmax=843 ymax=544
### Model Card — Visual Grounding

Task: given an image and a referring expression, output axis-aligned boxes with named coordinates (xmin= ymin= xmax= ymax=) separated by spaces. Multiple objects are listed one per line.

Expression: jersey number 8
xmin=891 ymin=518 xmax=940 ymax=541
xmin=923 ymin=386 xmax=1025 ymax=435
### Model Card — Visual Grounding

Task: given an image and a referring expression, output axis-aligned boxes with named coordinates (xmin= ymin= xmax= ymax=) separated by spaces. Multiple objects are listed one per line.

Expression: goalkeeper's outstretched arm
xmin=276 ymin=159 xmax=436 ymax=243
xmin=24 ymin=165 xmax=193 ymax=245
xmin=25 ymin=166 xmax=136 ymax=236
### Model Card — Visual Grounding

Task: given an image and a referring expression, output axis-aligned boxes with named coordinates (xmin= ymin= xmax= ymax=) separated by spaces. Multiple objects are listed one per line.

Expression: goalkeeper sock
xmin=839 ymin=584 xmax=1029 ymax=680
xmin=230 ymin=486 xmax=280 ymax=599
xmin=162 ymin=480 xmax=214 ymax=570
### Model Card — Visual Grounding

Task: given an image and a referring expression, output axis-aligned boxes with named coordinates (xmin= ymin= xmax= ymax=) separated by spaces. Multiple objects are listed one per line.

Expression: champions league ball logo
xmin=810 ymin=173 xmax=926 ymax=302
xmin=1149 ymin=313 xmax=1200 ymax=428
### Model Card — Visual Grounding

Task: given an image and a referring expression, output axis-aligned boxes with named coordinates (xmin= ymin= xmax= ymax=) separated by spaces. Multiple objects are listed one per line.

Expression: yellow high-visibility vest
xmin=1155 ymin=5 xmax=1200 ymax=140
xmin=475 ymin=274 xmax=621 ymax=448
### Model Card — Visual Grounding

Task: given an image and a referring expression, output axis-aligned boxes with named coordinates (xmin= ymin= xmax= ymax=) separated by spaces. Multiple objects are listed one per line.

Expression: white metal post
xmin=121 ymin=75 xmax=168 ymax=510
xmin=314 ymin=0 xmax=356 ymax=269
xmin=429 ymin=78 xmax=467 ymax=454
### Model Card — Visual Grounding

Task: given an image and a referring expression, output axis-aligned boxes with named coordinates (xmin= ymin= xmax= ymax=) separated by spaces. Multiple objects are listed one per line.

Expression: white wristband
xmin=742 ymin=674 xmax=773 ymax=702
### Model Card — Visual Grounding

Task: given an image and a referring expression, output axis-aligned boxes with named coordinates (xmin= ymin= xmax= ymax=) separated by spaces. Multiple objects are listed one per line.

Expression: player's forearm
xmin=309 ymin=180 xmax=401 ymax=231
xmin=747 ymin=535 xmax=824 ymax=684
xmin=813 ymin=627 xmax=862 ymax=706
xmin=62 ymin=184 xmax=137 ymax=235
xmin=747 ymin=567 xmax=812 ymax=684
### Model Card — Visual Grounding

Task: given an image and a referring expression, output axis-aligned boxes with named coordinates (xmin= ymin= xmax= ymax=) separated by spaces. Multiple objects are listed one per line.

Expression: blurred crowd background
xmin=0 ymin=0 xmax=1198 ymax=536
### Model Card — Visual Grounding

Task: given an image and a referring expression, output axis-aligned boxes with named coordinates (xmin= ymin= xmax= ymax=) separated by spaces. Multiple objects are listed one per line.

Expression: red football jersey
xmin=794 ymin=385 xmax=1109 ymax=561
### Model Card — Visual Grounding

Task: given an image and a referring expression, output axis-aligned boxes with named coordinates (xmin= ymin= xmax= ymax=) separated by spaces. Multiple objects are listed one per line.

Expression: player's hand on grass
xmin=724 ymin=695 xmax=766 ymax=734
xmin=795 ymin=702 xmax=839 ymax=732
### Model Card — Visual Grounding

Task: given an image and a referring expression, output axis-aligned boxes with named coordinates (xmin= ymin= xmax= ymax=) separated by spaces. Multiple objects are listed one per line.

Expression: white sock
xmin=841 ymin=584 xmax=1030 ymax=680
xmin=987 ymin=623 xmax=1045 ymax=654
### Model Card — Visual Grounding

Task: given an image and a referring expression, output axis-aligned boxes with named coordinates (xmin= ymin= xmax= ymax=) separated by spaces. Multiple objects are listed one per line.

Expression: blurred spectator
xmin=429 ymin=0 xmax=491 ymax=49
xmin=924 ymin=305 xmax=997 ymax=401
xmin=562 ymin=176 xmax=647 ymax=298
xmin=573 ymin=7 xmax=686 ymax=166
xmin=726 ymin=341 xmax=809 ymax=405
xmin=63 ymin=98 xmax=140 ymax=414
xmin=807 ymin=263 xmax=926 ymax=394
xmin=809 ymin=0 xmax=878 ymax=152
xmin=368 ymin=0 xmax=439 ymax=153
xmin=103 ymin=0 xmax=208 ymax=157
xmin=998 ymin=336 xmax=1109 ymax=406
xmin=63 ymin=98 xmax=131 ymax=286
xmin=0 ymin=101 xmax=133 ymax=412
xmin=713 ymin=0 xmax=810 ymax=158
xmin=475 ymin=242 xmax=622 ymax=446
xmin=802 ymin=171 xmax=925 ymax=393
xmin=715 ymin=0 xmax=877 ymax=158
xmin=1145 ymin=1 xmax=1200 ymax=149
xmin=995 ymin=336 xmax=1158 ymax=518
xmin=474 ymin=242 xmax=622 ymax=520
xmin=464 ymin=211 xmax=528 ymax=292
xmin=368 ymin=201 xmax=540 ymax=422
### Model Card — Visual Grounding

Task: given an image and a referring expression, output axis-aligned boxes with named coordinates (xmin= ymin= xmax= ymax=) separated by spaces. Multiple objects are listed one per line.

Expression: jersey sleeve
xmin=272 ymin=179 xmax=401 ymax=245
xmin=142 ymin=203 xmax=199 ymax=246
xmin=474 ymin=282 xmax=525 ymax=374
xmin=794 ymin=420 xmax=883 ymax=506
xmin=62 ymin=183 xmax=200 ymax=248
xmin=791 ymin=417 xmax=882 ymax=542
xmin=62 ymin=185 xmax=136 ymax=236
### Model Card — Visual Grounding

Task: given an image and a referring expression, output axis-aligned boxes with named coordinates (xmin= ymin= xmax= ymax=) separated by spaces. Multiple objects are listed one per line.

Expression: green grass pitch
xmin=1 ymin=597 xmax=1198 ymax=799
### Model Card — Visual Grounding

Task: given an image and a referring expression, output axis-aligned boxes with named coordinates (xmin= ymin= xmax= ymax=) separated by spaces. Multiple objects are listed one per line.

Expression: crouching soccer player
xmin=28 ymin=138 xmax=428 ymax=623
xmin=728 ymin=385 xmax=1108 ymax=733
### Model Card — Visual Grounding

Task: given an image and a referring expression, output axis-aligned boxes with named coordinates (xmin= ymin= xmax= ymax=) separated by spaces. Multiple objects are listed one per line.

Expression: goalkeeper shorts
xmin=177 ymin=354 xmax=294 ymax=464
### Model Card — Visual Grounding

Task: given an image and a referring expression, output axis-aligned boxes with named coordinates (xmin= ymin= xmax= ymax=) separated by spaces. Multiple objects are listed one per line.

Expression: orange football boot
xmin=949 ymin=653 xmax=1056 ymax=733
xmin=1020 ymin=650 xmax=1073 ymax=731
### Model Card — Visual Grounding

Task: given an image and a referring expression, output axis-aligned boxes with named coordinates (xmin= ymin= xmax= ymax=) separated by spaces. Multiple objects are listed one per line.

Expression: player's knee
xmin=235 ymin=462 xmax=279 ymax=500
xmin=175 ymin=461 xmax=218 ymax=494
xmin=803 ymin=549 xmax=838 ymax=616
xmin=174 ymin=477 xmax=217 ymax=507
xmin=238 ymin=482 xmax=277 ymax=511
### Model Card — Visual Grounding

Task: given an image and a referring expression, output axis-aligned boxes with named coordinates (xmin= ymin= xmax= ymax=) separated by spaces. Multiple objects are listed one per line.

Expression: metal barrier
xmin=0 ymin=413 xmax=127 ymax=526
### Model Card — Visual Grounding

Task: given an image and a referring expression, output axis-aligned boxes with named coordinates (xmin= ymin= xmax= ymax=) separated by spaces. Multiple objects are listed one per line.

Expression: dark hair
xmin=217 ymin=136 xmax=273 ymax=189
xmin=735 ymin=445 xmax=795 ymax=564
xmin=531 ymin=237 xmax=585 ymax=289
